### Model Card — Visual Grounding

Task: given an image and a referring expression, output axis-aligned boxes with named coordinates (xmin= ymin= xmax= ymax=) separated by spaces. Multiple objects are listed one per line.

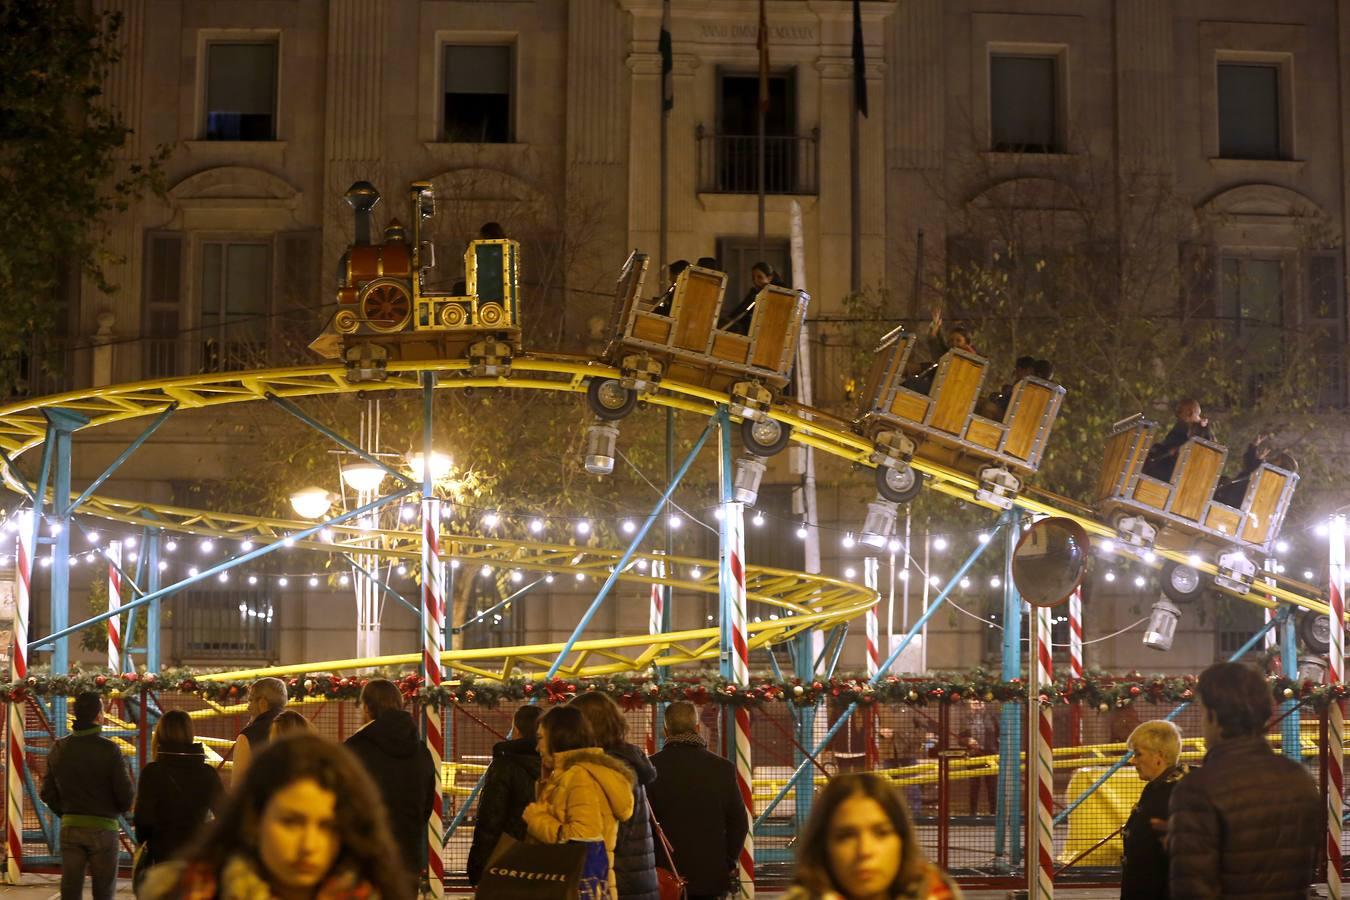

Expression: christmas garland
xmin=1 ymin=667 xmax=1347 ymax=712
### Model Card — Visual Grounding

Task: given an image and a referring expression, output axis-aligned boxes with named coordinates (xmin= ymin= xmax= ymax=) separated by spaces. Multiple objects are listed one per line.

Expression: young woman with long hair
xmin=133 ymin=710 xmax=223 ymax=875
xmin=785 ymin=773 xmax=960 ymax=900
xmin=138 ymin=733 xmax=410 ymax=899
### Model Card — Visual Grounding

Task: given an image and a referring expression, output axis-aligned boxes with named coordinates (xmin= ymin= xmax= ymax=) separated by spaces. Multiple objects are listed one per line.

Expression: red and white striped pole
xmin=1264 ymin=559 xmax=1279 ymax=661
xmin=421 ymin=498 xmax=445 ymax=898
xmin=1067 ymin=585 xmax=1083 ymax=745
xmin=649 ymin=554 xmax=664 ymax=638
xmin=6 ymin=512 xmax=32 ymax=884
xmin=1028 ymin=603 xmax=1055 ymax=898
xmin=726 ymin=501 xmax=754 ymax=898
xmin=864 ymin=557 xmax=880 ymax=766
xmin=1327 ymin=514 xmax=1345 ymax=900
xmin=106 ymin=540 xmax=122 ymax=674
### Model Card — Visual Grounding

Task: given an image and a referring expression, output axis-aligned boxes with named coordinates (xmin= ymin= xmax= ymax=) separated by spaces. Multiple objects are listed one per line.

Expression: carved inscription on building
xmin=699 ymin=23 xmax=817 ymax=42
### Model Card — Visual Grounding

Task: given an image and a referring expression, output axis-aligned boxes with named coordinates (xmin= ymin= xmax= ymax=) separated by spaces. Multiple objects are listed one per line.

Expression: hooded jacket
xmin=523 ymin=747 xmax=636 ymax=895
xmin=606 ymin=742 xmax=659 ymax=900
xmin=133 ymin=741 xmax=223 ymax=865
xmin=1168 ymin=735 xmax=1321 ymax=900
xmin=344 ymin=708 xmax=438 ymax=880
xmin=466 ymin=736 xmax=542 ymax=884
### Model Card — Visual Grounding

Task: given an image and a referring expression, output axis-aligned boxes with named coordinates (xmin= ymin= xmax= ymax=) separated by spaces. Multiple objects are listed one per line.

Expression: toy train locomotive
xmin=312 ymin=180 xmax=1299 ymax=608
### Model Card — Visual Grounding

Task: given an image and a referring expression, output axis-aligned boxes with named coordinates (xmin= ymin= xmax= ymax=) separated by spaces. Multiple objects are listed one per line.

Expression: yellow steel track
xmin=0 ymin=356 xmax=1330 ymax=684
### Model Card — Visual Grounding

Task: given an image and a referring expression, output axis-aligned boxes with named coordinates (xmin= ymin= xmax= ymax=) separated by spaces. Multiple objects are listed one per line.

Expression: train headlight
xmin=584 ymin=421 xmax=620 ymax=476
xmin=1142 ymin=598 xmax=1181 ymax=651
xmin=734 ymin=456 xmax=767 ymax=505
xmin=860 ymin=497 xmax=899 ymax=549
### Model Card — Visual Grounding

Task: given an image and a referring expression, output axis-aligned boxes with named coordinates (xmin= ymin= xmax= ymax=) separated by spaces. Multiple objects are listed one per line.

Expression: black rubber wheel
xmin=741 ymin=417 xmax=792 ymax=456
xmin=586 ymin=378 xmax=637 ymax=421
xmin=1160 ymin=559 xmax=1206 ymax=605
xmin=875 ymin=465 xmax=925 ymax=504
xmin=1297 ymin=609 xmax=1331 ymax=655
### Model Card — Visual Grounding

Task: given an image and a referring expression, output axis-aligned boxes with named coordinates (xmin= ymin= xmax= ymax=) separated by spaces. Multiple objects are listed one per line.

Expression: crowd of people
xmin=36 ymin=661 xmax=1328 ymax=900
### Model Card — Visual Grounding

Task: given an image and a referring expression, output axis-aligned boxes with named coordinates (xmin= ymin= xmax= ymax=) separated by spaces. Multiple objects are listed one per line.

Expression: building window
xmin=442 ymin=44 xmax=512 ymax=142
xmin=1305 ymin=254 xmax=1346 ymax=408
xmin=143 ymin=233 xmax=185 ymax=379
xmin=716 ymin=236 xmax=792 ymax=309
xmin=1218 ymin=256 xmax=1284 ymax=402
xmin=204 ymin=42 xmax=278 ymax=141
xmin=176 ymin=587 xmax=276 ymax=660
xmin=990 ymin=54 xmax=1059 ymax=153
xmin=1217 ymin=63 xmax=1280 ymax=160
xmin=200 ymin=241 xmax=272 ymax=372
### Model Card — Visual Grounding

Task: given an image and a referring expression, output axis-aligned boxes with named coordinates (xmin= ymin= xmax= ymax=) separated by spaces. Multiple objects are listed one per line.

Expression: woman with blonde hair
xmin=785 ymin=772 xmax=959 ymax=900
xmin=268 ymin=708 xmax=317 ymax=740
xmin=133 ymin=710 xmax=223 ymax=877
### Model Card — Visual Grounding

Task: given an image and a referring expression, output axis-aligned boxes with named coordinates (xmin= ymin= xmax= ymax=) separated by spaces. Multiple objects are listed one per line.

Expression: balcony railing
xmin=696 ymin=126 xmax=819 ymax=195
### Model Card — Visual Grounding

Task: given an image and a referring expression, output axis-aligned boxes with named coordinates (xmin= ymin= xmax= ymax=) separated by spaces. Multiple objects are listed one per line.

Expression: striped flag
xmin=852 ymin=0 xmax=868 ymax=117
xmin=660 ymin=0 xmax=674 ymax=111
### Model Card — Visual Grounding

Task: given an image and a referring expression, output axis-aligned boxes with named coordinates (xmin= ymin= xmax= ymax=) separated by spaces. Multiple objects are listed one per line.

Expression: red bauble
xmin=1128 ymin=686 xmax=1141 ymax=696
xmin=94 ymin=675 xmax=107 ymax=687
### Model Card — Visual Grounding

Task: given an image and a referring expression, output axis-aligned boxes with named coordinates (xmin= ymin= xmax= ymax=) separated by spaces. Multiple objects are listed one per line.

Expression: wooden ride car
xmin=310 ymin=181 xmax=522 ymax=383
xmin=855 ymin=326 xmax=1064 ymax=509
xmin=587 ymin=250 xmax=810 ymax=455
xmin=1095 ymin=413 xmax=1298 ymax=601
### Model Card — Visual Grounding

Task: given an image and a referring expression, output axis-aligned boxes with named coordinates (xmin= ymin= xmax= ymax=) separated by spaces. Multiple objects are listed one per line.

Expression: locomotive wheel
xmin=586 ymin=378 xmax=637 ymax=421
xmin=741 ymin=417 xmax=792 ymax=456
xmin=875 ymin=464 xmax=924 ymax=504
xmin=1297 ymin=608 xmax=1331 ymax=655
xmin=357 ymin=278 xmax=412 ymax=333
xmin=478 ymin=302 xmax=506 ymax=327
xmin=1160 ymin=559 xmax=1205 ymax=605
xmin=439 ymin=304 xmax=467 ymax=328
xmin=334 ymin=310 xmax=359 ymax=334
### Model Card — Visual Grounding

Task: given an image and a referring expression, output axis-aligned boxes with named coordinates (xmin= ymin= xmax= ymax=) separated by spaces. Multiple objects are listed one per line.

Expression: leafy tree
xmin=0 ymin=0 xmax=168 ymax=393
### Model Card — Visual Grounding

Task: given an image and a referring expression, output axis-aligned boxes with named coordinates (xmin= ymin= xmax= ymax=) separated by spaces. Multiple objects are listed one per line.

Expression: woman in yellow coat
xmin=524 ymin=704 xmax=637 ymax=897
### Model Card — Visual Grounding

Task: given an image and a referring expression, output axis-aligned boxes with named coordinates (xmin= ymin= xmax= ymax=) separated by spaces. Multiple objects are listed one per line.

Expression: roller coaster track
xmin=0 ymin=356 xmax=1331 ymax=683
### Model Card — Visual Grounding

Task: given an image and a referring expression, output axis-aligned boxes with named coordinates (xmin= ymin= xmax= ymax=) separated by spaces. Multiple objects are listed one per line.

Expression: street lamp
xmin=289 ymin=487 xmax=333 ymax=520
xmin=341 ymin=463 xmax=386 ymax=493
xmin=407 ymin=451 xmax=452 ymax=483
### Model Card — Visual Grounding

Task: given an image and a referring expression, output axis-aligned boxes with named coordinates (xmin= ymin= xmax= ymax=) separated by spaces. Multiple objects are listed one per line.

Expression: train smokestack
xmin=345 ymin=181 xmax=381 ymax=246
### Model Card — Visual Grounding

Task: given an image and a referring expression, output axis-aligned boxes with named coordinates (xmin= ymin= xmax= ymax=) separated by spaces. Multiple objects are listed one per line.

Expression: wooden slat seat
xmin=748 ymin=285 xmax=797 ymax=373
xmin=670 ymin=268 xmax=725 ymax=353
xmin=929 ymin=352 xmax=987 ymax=435
xmin=1240 ymin=466 xmax=1292 ymax=545
xmin=1169 ymin=441 xmax=1226 ymax=522
xmin=1003 ymin=381 xmax=1053 ymax=462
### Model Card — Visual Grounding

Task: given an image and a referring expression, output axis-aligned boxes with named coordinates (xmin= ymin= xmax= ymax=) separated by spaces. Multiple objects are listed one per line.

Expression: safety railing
xmin=695 ymin=126 xmax=819 ymax=195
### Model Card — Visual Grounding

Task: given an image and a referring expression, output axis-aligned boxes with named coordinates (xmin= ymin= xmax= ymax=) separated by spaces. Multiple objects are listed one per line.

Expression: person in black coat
xmin=647 ymin=701 xmax=747 ymax=900
xmin=466 ymin=704 xmax=544 ymax=884
xmin=572 ymin=692 xmax=659 ymax=900
xmin=343 ymin=678 xmax=438 ymax=889
xmin=1168 ymin=662 xmax=1321 ymax=900
xmin=720 ymin=261 xmax=784 ymax=335
xmin=134 ymin=710 xmax=223 ymax=872
xmin=1143 ymin=398 xmax=1214 ymax=482
xmin=1120 ymin=720 xmax=1189 ymax=900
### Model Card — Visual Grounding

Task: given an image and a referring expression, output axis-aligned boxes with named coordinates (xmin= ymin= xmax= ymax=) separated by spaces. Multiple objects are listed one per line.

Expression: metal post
xmin=145 ymin=532 xmax=162 ymax=672
xmin=5 ymin=511 xmax=32 ymax=883
xmin=1280 ymin=601 xmax=1302 ymax=763
xmin=43 ymin=408 xmax=88 ymax=734
xmin=106 ymin=540 xmax=122 ymax=673
xmin=995 ymin=508 xmax=1024 ymax=866
xmin=419 ymin=373 xmax=445 ymax=899
xmin=1028 ymin=604 xmax=1055 ymax=898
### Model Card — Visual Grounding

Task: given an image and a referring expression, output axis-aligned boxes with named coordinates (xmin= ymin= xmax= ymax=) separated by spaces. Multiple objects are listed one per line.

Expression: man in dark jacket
xmin=466 ymin=704 xmax=544 ymax=883
xmin=231 ymin=675 xmax=287 ymax=781
xmin=344 ymin=678 xmax=438 ymax=887
xmin=648 ymin=701 xmax=749 ymax=900
xmin=40 ymin=692 xmax=133 ymax=900
xmin=1121 ymin=720 xmax=1189 ymax=899
xmin=1168 ymin=662 xmax=1321 ymax=900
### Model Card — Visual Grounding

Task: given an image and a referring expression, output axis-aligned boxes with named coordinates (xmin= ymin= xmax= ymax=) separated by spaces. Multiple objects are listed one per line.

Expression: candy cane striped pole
xmin=649 ymin=554 xmax=664 ymax=638
xmin=1328 ymin=515 xmax=1345 ymax=900
xmin=726 ymin=500 xmax=754 ymax=898
xmin=1067 ymin=586 xmax=1082 ymax=745
xmin=6 ymin=512 xmax=32 ymax=884
xmin=106 ymin=541 xmax=122 ymax=674
xmin=421 ymin=498 xmax=445 ymax=898
xmin=1264 ymin=559 xmax=1279 ymax=658
xmin=1028 ymin=604 xmax=1055 ymax=899
xmin=864 ymin=557 xmax=880 ymax=677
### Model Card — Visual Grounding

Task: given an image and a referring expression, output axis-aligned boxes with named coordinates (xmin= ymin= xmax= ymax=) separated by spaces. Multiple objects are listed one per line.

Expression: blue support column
xmin=1280 ymin=607 xmax=1302 ymax=762
xmin=42 ymin=408 xmax=88 ymax=735
xmin=995 ymin=508 xmax=1024 ymax=867
xmin=145 ymin=532 xmax=162 ymax=672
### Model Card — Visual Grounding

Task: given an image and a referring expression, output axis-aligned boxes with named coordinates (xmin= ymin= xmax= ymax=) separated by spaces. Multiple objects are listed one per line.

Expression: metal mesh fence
xmin=1 ymin=691 xmax=1342 ymax=891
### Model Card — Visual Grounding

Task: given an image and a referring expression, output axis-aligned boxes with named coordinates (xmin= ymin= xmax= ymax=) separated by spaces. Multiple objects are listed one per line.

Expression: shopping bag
xmin=477 ymin=833 xmax=610 ymax=900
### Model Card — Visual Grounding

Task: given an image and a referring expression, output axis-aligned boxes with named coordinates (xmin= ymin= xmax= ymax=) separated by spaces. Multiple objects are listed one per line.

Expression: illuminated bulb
xmin=575 ymin=572 xmax=586 ymax=581
xmin=753 ymin=616 xmax=762 ymax=623
xmin=511 ymin=570 xmax=523 ymax=583
xmin=127 ymin=552 xmax=137 ymax=562
xmin=713 ymin=508 xmax=724 ymax=521
xmin=68 ymin=556 xmax=78 ymax=566
xmin=797 ymin=525 xmax=809 ymax=539
xmin=576 ymin=520 xmax=591 ymax=536
xmin=397 ymin=565 xmax=408 ymax=575
xmin=898 ymin=570 xmax=910 ymax=581
xmin=450 ymin=559 xmax=460 ymax=569
xmin=39 ymin=556 xmax=51 ymax=568
xmin=187 ymin=566 xmax=199 ymax=577
xmin=278 ymin=577 xmax=289 ymax=586
xmin=1304 ymin=569 xmax=1315 ymax=580
xmin=165 ymin=540 xmax=178 ymax=552
xmin=1316 ymin=522 xmax=1330 ymax=537
xmin=752 ymin=512 xmax=765 ymax=527
xmin=1134 ymin=575 xmax=1146 ymax=588
xmin=480 ymin=564 xmax=492 ymax=577
xmin=960 ymin=577 xmax=971 ymax=589
xmin=84 ymin=552 xmax=95 ymax=563
xmin=1275 ymin=540 xmax=1289 ymax=554
xmin=400 ymin=506 xmax=415 ymax=522
xmin=842 ymin=533 xmax=855 ymax=549
xmin=217 ymin=572 xmax=228 ymax=583
xmin=668 ymin=514 xmax=682 ymax=530
xmin=282 ymin=537 xmax=295 ymax=548
xmin=978 ymin=532 xmax=991 ymax=544
xmin=636 ymin=559 xmax=649 ymax=571
xmin=1142 ymin=550 xmax=1156 ymax=563
xmin=545 ymin=574 xmax=555 ymax=583
xmin=200 ymin=539 xmax=214 ymax=553
xmin=338 ymin=574 xmax=350 ymax=586
xmin=308 ymin=576 xmax=319 ymax=587
xmin=929 ymin=575 xmax=940 ymax=587
xmin=124 ymin=536 xmax=136 ymax=548
xmin=49 ymin=522 xmax=62 ymax=536
xmin=621 ymin=520 xmax=636 ymax=534
xmin=933 ymin=536 xmax=948 ymax=551
xmin=990 ymin=576 xmax=1001 ymax=588
xmin=87 ymin=531 xmax=100 ymax=544
xmin=530 ymin=519 xmax=544 ymax=534
xmin=157 ymin=560 xmax=167 ymax=571
xmin=1104 ymin=571 xmax=1116 ymax=582
xmin=248 ymin=575 xmax=258 ymax=585
xmin=240 ymin=540 xmax=254 ymax=552
xmin=690 ymin=566 xmax=703 ymax=579
xmin=887 ymin=538 xmax=901 ymax=553
xmin=845 ymin=567 xmax=857 ymax=579
xmin=319 ymin=529 xmax=334 ymax=543
xmin=482 ymin=512 xmax=500 ymax=529
xmin=1188 ymin=554 xmax=1203 ymax=567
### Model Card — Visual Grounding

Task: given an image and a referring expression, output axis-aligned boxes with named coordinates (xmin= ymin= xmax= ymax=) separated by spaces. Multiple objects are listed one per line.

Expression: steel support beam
xmin=69 ymin=403 xmax=177 ymax=512
xmin=42 ymin=408 xmax=88 ymax=735
xmin=267 ymin=393 xmax=415 ymax=489
xmin=1281 ymin=605 xmax=1302 ymax=763
xmin=995 ymin=507 xmax=1024 ymax=866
